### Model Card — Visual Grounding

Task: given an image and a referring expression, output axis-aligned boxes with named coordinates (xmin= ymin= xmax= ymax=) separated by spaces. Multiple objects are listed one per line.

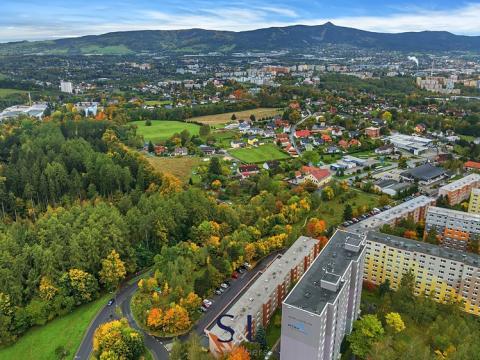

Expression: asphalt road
xmin=75 ymin=251 xmax=282 ymax=359
xmin=289 ymin=109 xmax=311 ymax=156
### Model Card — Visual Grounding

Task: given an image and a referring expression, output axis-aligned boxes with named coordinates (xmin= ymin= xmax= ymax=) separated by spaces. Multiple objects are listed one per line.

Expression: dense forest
xmin=0 ymin=117 xmax=325 ymax=345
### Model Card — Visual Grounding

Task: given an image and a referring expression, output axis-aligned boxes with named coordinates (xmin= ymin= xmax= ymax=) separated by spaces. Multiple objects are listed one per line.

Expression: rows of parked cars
xmin=200 ymin=262 xmax=251 ymax=313
xmin=342 ymin=205 xmax=392 ymax=227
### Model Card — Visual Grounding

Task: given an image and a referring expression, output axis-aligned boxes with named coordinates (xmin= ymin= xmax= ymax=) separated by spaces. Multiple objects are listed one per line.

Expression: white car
xmin=203 ymin=299 xmax=213 ymax=308
xmin=264 ymin=351 xmax=273 ymax=359
xmin=243 ymin=262 xmax=252 ymax=268
xmin=220 ymin=283 xmax=229 ymax=289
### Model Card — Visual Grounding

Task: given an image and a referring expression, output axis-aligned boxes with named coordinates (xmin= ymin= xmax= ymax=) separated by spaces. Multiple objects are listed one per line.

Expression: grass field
xmin=133 ymin=120 xmax=200 ymax=143
xmin=144 ymin=100 xmax=172 ymax=106
xmin=0 ymin=88 xmax=27 ymax=97
xmin=230 ymin=144 xmax=290 ymax=163
xmin=187 ymin=108 xmax=282 ymax=126
xmin=146 ymin=156 xmax=202 ymax=182
xmin=315 ymin=190 xmax=379 ymax=227
xmin=0 ymin=294 xmax=109 ymax=360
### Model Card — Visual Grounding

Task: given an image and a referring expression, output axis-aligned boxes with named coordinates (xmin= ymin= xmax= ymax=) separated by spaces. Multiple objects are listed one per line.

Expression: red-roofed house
xmin=238 ymin=164 xmax=260 ymax=178
xmin=338 ymin=139 xmax=349 ymax=149
xmin=295 ymin=129 xmax=311 ymax=138
xmin=154 ymin=145 xmax=167 ymax=155
xmin=465 ymin=161 xmax=480 ymax=171
xmin=349 ymin=139 xmax=362 ymax=147
xmin=321 ymin=134 xmax=332 ymax=142
xmin=300 ymin=166 xmax=332 ymax=187
xmin=276 ymin=133 xmax=290 ymax=146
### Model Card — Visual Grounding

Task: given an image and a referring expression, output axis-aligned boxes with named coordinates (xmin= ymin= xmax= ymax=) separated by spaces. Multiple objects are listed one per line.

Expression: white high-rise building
xmin=60 ymin=80 xmax=73 ymax=94
xmin=281 ymin=230 xmax=366 ymax=360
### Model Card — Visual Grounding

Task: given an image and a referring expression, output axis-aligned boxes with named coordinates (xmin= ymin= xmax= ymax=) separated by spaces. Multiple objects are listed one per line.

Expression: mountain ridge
xmin=1 ymin=22 xmax=480 ymax=55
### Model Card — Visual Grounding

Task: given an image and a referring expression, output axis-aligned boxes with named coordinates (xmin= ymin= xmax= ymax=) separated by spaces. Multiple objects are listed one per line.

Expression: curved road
xmin=75 ymin=251 xmax=282 ymax=359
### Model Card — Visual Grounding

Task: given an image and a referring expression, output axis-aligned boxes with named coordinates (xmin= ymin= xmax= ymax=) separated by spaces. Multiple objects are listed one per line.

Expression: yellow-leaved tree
xmin=99 ymin=250 xmax=126 ymax=290
xmin=385 ymin=312 xmax=406 ymax=333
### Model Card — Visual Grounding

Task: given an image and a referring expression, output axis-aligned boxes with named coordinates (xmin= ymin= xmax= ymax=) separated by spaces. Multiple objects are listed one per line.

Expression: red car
xmin=232 ymin=271 xmax=239 ymax=279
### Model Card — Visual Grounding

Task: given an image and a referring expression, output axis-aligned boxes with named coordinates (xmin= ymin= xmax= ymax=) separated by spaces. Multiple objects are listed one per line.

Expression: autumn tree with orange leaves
xmin=228 ymin=346 xmax=251 ymax=360
xmin=306 ymin=218 xmax=326 ymax=238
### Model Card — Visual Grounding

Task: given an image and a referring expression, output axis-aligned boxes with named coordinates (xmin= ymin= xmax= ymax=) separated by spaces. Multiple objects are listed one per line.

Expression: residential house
xmin=295 ymin=129 xmax=311 ymax=139
xmin=173 ymin=147 xmax=188 ymax=156
xmin=300 ymin=166 xmax=332 ymax=187
xmin=154 ymin=145 xmax=167 ymax=156
xmin=230 ymin=140 xmax=245 ymax=149
xmin=247 ymin=137 xmax=259 ymax=146
xmin=199 ymin=145 xmax=216 ymax=156
xmin=263 ymin=160 xmax=280 ymax=171
xmin=364 ymin=126 xmax=381 ymax=138
xmin=238 ymin=164 xmax=260 ymax=178
xmin=465 ymin=161 xmax=480 ymax=171
xmin=321 ymin=134 xmax=332 ymax=142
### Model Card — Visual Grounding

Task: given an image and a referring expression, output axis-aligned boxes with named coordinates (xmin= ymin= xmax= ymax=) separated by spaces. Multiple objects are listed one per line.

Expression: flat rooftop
xmin=349 ymin=196 xmax=435 ymax=232
xmin=400 ymin=163 xmax=446 ymax=181
xmin=283 ymin=230 xmax=365 ymax=315
xmin=439 ymin=173 xmax=480 ymax=192
xmin=427 ymin=206 xmax=480 ymax=221
xmin=208 ymin=236 xmax=318 ymax=340
xmin=367 ymin=231 xmax=480 ymax=268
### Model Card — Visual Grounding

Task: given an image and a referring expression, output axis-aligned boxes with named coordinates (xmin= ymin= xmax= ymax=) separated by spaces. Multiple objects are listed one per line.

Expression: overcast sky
xmin=2 ymin=1 xmax=480 ymax=42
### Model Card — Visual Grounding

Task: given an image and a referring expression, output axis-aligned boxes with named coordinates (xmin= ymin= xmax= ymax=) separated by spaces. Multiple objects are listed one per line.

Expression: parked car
xmin=224 ymin=280 xmax=231 ymax=286
xmin=243 ymin=262 xmax=252 ymax=269
xmin=220 ymin=283 xmax=229 ymax=289
xmin=264 ymin=351 xmax=273 ymax=359
xmin=237 ymin=267 xmax=246 ymax=274
xmin=232 ymin=271 xmax=239 ymax=279
xmin=215 ymin=289 xmax=222 ymax=295
xmin=203 ymin=299 xmax=213 ymax=308
xmin=107 ymin=298 xmax=115 ymax=306
xmin=199 ymin=306 xmax=208 ymax=312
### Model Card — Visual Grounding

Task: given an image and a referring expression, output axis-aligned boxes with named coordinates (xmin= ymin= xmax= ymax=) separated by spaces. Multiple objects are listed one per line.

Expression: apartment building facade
xmin=281 ymin=230 xmax=366 ymax=360
xmin=468 ymin=188 xmax=480 ymax=214
xmin=207 ymin=236 xmax=321 ymax=357
xmin=364 ymin=231 xmax=480 ymax=316
xmin=349 ymin=196 xmax=436 ymax=233
xmin=425 ymin=206 xmax=480 ymax=251
xmin=438 ymin=173 xmax=480 ymax=206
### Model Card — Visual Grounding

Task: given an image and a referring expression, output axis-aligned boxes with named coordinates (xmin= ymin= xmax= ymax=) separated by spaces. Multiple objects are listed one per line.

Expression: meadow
xmin=0 ymin=294 xmax=109 ymax=360
xmin=229 ymin=144 xmax=290 ymax=163
xmin=186 ymin=108 xmax=282 ymax=126
xmin=145 ymin=156 xmax=202 ymax=182
xmin=132 ymin=120 xmax=200 ymax=143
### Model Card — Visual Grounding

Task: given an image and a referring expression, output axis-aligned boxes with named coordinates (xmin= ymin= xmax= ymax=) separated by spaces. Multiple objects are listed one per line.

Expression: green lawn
xmin=266 ymin=310 xmax=282 ymax=348
xmin=0 ymin=88 xmax=27 ymax=97
xmin=0 ymin=294 xmax=110 ymax=360
xmin=133 ymin=120 xmax=200 ymax=143
xmin=144 ymin=100 xmax=172 ymax=106
xmin=314 ymin=190 xmax=379 ymax=227
xmin=230 ymin=144 xmax=290 ymax=163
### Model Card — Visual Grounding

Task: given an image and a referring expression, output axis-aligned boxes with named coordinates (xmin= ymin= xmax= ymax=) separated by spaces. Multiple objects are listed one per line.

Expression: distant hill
xmin=1 ymin=22 xmax=480 ymax=55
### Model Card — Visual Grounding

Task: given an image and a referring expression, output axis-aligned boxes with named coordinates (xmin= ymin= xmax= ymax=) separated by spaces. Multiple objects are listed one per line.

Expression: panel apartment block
xmin=207 ymin=236 xmax=320 ymax=357
xmin=365 ymin=231 xmax=480 ymax=316
xmin=349 ymin=195 xmax=435 ymax=233
xmin=425 ymin=206 xmax=480 ymax=251
xmin=281 ymin=230 xmax=366 ymax=360
xmin=438 ymin=173 xmax=480 ymax=206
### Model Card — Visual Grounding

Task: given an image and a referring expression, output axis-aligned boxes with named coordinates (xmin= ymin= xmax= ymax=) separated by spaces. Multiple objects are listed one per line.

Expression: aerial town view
xmin=1 ymin=1 xmax=480 ymax=360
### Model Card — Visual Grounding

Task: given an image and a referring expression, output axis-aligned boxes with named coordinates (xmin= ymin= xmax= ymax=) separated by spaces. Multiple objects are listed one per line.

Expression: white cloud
xmin=1 ymin=3 xmax=480 ymax=42
xmin=305 ymin=3 xmax=480 ymax=34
